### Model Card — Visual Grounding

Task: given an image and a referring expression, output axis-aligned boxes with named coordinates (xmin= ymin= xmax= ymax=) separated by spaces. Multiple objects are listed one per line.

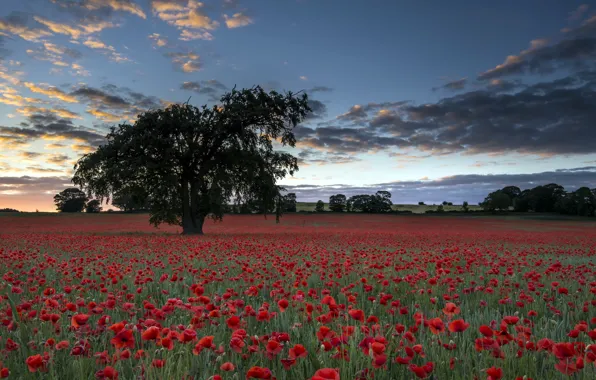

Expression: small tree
xmin=54 ymin=188 xmax=88 ymax=212
xmin=462 ymin=201 xmax=469 ymax=212
xmin=315 ymin=200 xmax=325 ymax=212
xmin=85 ymin=199 xmax=102 ymax=213
xmin=282 ymin=193 xmax=297 ymax=212
xmin=436 ymin=204 xmax=444 ymax=213
xmin=329 ymin=194 xmax=347 ymax=212
xmin=418 ymin=201 xmax=425 ymax=206
xmin=442 ymin=201 xmax=448 ymax=206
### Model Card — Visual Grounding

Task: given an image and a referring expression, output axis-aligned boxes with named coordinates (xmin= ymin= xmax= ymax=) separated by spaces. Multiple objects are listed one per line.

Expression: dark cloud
xmin=71 ymin=86 xmax=130 ymax=109
xmin=46 ymin=154 xmax=70 ymax=165
xmin=478 ymin=15 xmax=596 ymax=81
xmin=305 ymin=99 xmax=327 ymax=120
xmin=0 ymin=175 xmax=72 ymax=195
xmin=297 ymin=70 xmax=596 ymax=156
xmin=1 ymin=112 xmax=105 ymax=149
xmin=336 ymin=101 xmax=409 ymax=123
xmin=307 ymin=86 xmax=333 ymax=94
xmin=180 ymin=80 xmax=228 ymax=101
xmin=434 ymin=78 xmax=466 ymax=92
xmin=284 ymin=166 xmax=596 ymax=204
xmin=297 ymin=148 xmax=360 ymax=165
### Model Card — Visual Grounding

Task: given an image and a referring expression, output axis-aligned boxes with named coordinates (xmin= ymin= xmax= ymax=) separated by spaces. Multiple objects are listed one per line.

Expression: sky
xmin=1 ymin=0 xmax=596 ymax=211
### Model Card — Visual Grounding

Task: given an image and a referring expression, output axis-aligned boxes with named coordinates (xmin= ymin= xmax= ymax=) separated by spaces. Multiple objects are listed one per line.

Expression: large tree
xmin=73 ymin=86 xmax=311 ymax=234
xmin=54 ymin=188 xmax=88 ymax=213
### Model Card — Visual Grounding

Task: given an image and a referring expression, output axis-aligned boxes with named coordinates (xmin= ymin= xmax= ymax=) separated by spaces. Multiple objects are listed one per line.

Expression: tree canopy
xmin=329 ymin=194 xmax=347 ymax=212
xmin=54 ymin=188 xmax=88 ymax=213
xmin=73 ymin=86 xmax=311 ymax=234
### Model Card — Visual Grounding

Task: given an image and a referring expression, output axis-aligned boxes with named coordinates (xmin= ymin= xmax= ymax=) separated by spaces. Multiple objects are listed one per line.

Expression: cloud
xmin=434 ymin=78 xmax=466 ymax=92
xmin=16 ymin=106 xmax=81 ymax=119
xmin=307 ymin=86 xmax=333 ymax=94
xmin=179 ymin=29 xmax=213 ymax=41
xmin=83 ymin=37 xmax=115 ymax=51
xmin=19 ymin=151 xmax=44 ymax=160
xmin=180 ymin=79 xmax=227 ymax=101
xmin=87 ymin=108 xmax=123 ymax=122
xmin=46 ymin=154 xmax=71 ymax=166
xmin=152 ymin=0 xmax=219 ymax=40
xmin=478 ymin=16 xmax=596 ymax=81
xmin=336 ymin=101 xmax=408 ymax=123
xmin=71 ymin=86 xmax=130 ymax=108
xmin=26 ymin=42 xmax=83 ymax=67
xmin=283 ymin=167 xmax=596 ymax=204
xmin=81 ymin=0 xmax=146 ymax=19
xmin=299 ymin=76 xmax=308 ymax=81
xmin=149 ymin=33 xmax=168 ymax=47
xmin=24 ymin=82 xmax=78 ymax=103
xmin=568 ymin=4 xmax=590 ymax=22
xmin=0 ymin=176 xmax=72 ymax=196
xmin=33 ymin=16 xmax=116 ymax=39
xmin=297 ymin=148 xmax=360 ymax=166
xmin=0 ymin=12 xmax=53 ymax=42
xmin=304 ymin=100 xmax=328 ymax=120
xmin=224 ymin=13 xmax=253 ymax=28
xmin=166 ymin=51 xmax=202 ymax=72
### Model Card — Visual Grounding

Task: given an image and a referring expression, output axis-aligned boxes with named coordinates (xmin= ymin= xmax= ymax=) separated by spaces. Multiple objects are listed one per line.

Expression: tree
xmin=0 ymin=208 xmax=19 ymax=212
xmin=418 ymin=201 xmax=425 ymax=205
xmin=347 ymin=191 xmax=392 ymax=213
xmin=111 ymin=188 xmax=149 ymax=212
xmin=282 ymin=193 xmax=297 ymax=212
xmin=73 ymin=87 xmax=311 ymax=234
xmin=329 ymin=194 xmax=347 ymax=212
xmin=462 ymin=201 xmax=469 ymax=212
xmin=481 ymin=191 xmax=511 ymax=212
xmin=54 ymin=188 xmax=88 ymax=212
xmin=527 ymin=183 xmax=565 ymax=212
xmin=315 ymin=200 xmax=325 ymax=212
xmin=442 ymin=201 xmax=448 ymax=206
xmin=85 ymin=199 xmax=102 ymax=213
xmin=500 ymin=186 xmax=521 ymax=202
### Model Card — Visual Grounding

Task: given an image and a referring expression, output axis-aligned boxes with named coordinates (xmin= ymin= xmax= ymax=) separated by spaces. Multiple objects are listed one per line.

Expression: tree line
xmin=481 ymin=184 xmax=596 ymax=216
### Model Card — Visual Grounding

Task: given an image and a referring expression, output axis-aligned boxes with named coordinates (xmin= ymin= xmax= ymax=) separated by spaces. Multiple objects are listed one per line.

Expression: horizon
xmin=1 ymin=1 xmax=596 ymax=212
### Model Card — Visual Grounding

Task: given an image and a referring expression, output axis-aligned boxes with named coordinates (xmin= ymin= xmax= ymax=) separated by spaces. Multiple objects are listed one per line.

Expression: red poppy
xmin=448 ymin=319 xmax=470 ymax=332
xmin=71 ymin=314 xmax=90 ymax=329
xmin=246 ymin=366 xmax=273 ymax=379
xmin=289 ymin=344 xmax=308 ymax=359
xmin=142 ymin=326 xmax=161 ymax=341
xmin=311 ymin=368 xmax=339 ymax=380
xmin=96 ymin=366 xmax=119 ymax=379
xmin=442 ymin=302 xmax=460 ymax=317
xmin=428 ymin=318 xmax=445 ymax=334
xmin=486 ymin=366 xmax=503 ymax=380
xmin=220 ymin=362 xmax=235 ymax=371
xmin=111 ymin=329 xmax=135 ymax=349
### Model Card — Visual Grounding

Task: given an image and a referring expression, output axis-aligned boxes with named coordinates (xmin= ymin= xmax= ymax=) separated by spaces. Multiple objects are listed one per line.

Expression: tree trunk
xmin=182 ymin=214 xmax=204 ymax=235
xmin=181 ymin=178 xmax=205 ymax=235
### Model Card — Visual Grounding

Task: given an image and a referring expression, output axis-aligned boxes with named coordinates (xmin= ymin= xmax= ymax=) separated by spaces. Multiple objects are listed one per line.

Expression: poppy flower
xmin=111 ymin=329 xmax=135 ymax=349
xmin=428 ymin=318 xmax=445 ymax=334
xmin=311 ymin=368 xmax=340 ymax=380
xmin=26 ymin=354 xmax=47 ymax=373
xmin=246 ymin=366 xmax=273 ymax=379
xmin=96 ymin=366 xmax=119 ymax=379
xmin=348 ymin=309 xmax=365 ymax=322
xmin=142 ymin=326 xmax=161 ymax=341
xmin=486 ymin=366 xmax=503 ymax=380
xmin=289 ymin=344 xmax=308 ymax=359
xmin=71 ymin=314 xmax=90 ymax=329
xmin=448 ymin=319 xmax=470 ymax=332
xmin=220 ymin=362 xmax=235 ymax=371
xmin=442 ymin=302 xmax=460 ymax=317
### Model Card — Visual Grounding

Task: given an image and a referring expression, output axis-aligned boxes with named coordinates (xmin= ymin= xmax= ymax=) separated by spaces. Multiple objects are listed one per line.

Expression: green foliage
xmin=328 ymin=194 xmax=347 ymax=212
xmin=418 ymin=201 xmax=425 ymax=205
xmin=481 ymin=191 xmax=511 ymax=212
xmin=111 ymin=188 xmax=149 ymax=212
xmin=347 ymin=191 xmax=393 ymax=213
xmin=555 ymin=187 xmax=595 ymax=216
xmin=85 ymin=199 xmax=102 ymax=213
xmin=282 ymin=193 xmax=297 ymax=212
xmin=436 ymin=204 xmax=445 ymax=213
xmin=72 ymin=86 xmax=311 ymax=234
xmin=54 ymin=188 xmax=88 ymax=213
xmin=0 ymin=208 xmax=19 ymax=212
xmin=315 ymin=200 xmax=325 ymax=212
xmin=462 ymin=201 xmax=469 ymax=212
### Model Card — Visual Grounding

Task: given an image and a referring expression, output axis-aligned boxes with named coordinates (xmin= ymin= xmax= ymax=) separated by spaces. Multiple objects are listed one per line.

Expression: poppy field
xmin=0 ymin=213 xmax=595 ymax=379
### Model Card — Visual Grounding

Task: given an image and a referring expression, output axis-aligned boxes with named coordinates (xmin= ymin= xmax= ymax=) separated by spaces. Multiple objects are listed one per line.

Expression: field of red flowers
xmin=0 ymin=213 xmax=595 ymax=379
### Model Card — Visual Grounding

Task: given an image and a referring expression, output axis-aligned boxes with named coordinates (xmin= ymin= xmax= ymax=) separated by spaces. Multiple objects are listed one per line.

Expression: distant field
xmin=296 ymin=202 xmax=482 ymax=213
